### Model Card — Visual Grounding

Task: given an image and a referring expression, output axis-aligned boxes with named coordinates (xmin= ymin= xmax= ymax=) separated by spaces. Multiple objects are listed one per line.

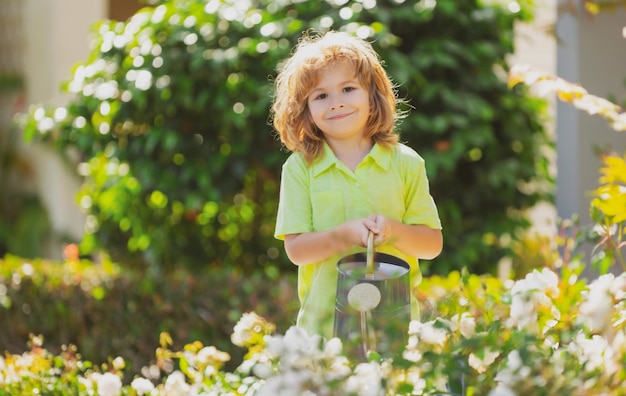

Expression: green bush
xmin=0 ymin=253 xmax=298 ymax=381
xmin=19 ymin=0 xmax=551 ymax=275
xmin=0 ymin=83 xmax=51 ymax=259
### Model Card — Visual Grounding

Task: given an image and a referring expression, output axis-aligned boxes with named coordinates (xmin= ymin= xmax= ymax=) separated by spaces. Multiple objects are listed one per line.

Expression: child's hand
xmin=341 ymin=218 xmax=378 ymax=248
xmin=368 ymin=214 xmax=391 ymax=246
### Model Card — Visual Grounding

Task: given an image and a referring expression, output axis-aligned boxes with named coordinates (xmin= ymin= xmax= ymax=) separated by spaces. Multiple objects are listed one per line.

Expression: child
xmin=271 ymin=31 xmax=443 ymax=339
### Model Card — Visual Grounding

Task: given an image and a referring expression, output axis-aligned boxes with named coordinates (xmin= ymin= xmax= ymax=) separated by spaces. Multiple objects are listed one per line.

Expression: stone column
xmin=556 ymin=4 xmax=626 ymax=275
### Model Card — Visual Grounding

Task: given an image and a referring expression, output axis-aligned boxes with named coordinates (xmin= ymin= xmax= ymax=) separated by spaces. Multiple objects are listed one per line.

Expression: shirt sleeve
xmin=402 ymin=150 xmax=442 ymax=230
xmin=274 ymin=153 xmax=314 ymax=240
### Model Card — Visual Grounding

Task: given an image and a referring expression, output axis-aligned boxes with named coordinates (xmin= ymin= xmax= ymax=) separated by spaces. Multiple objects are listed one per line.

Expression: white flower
xmin=402 ymin=332 xmax=423 ymax=362
xmin=13 ymin=353 xmax=34 ymax=370
xmin=111 ymin=356 xmax=125 ymax=370
xmin=611 ymin=273 xmax=626 ymax=300
xmin=182 ymin=350 xmax=197 ymax=368
xmin=432 ymin=373 xmax=450 ymax=394
xmin=256 ymin=370 xmax=310 ymax=396
xmin=94 ymin=372 xmax=122 ymax=396
xmin=266 ymin=326 xmax=324 ymax=368
xmin=613 ymin=112 xmax=626 ymax=131
xmin=323 ymin=356 xmax=351 ymax=382
xmin=578 ymin=274 xmax=617 ymax=331
xmin=231 ymin=311 xmax=273 ymax=348
xmin=611 ymin=330 xmax=626 ymax=357
xmin=0 ymin=356 xmax=6 ymax=385
xmin=508 ymin=295 xmax=539 ymax=331
xmin=323 ymin=337 xmax=343 ymax=357
xmin=494 ymin=350 xmax=530 ymax=386
xmin=403 ymin=367 xmax=426 ymax=395
xmin=79 ymin=376 xmax=94 ymax=392
xmin=408 ymin=320 xmax=449 ymax=347
xmin=343 ymin=362 xmax=384 ymax=396
xmin=131 ymin=377 xmax=155 ymax=395
xmin=489 ymin=384 xmax=517 ymax=396
xmin=196 ymin=345 xmax=230 ymax=366
xmin=451 ymin=313 xmax=476 ymax=338
xmin=506 ymin=268 xmax=559 ymax=332
xmin=252 ymin=361 xmax=273 ymax=378
xmin=469 ymin=349 xmax=500 ymax=374
xmin=512 ymin=268 xmax=559 ymax=298
xmin=256 ymin=325 xmax=353 ymax=396
xmin=163 ymin=370 xmax=191 ymax=396
xmin=568 ymin=333 xmax=619 ymax=375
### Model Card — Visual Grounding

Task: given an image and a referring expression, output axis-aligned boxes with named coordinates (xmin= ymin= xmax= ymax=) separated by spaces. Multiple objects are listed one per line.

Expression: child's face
xmin=307 ymin=62 xmax=370 ymax=144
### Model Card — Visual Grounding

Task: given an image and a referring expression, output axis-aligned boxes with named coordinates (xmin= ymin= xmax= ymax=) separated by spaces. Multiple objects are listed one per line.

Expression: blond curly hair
xmin=271 ymin=31 xmax=402 ymax=164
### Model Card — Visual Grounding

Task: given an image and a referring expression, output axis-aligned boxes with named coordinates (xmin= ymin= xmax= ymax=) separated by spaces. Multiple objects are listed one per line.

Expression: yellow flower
xmin=599 ymin=155 xmax=626 ymax=185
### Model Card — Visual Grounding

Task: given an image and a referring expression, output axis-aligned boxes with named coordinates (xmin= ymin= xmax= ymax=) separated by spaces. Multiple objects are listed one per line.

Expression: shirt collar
xmin=311 ymin=141 xmax=392 ymax=177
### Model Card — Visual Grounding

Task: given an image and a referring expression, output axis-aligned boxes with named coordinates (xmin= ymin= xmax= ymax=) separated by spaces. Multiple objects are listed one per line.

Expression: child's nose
xmin=330 ymin=99 xmax=345 ymax=110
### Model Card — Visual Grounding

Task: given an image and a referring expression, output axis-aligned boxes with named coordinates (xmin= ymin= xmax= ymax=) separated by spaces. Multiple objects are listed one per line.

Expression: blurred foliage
xmin=589 ymin=153 xmax=626 ymax=272
xmin=0 ymin=74 xmax=23 ymax=90
xmin=0 ymin=96 xmax=52 ymax=259
xmin=18 ymin=0 xmax=552 ymax=275
xmin=0 ymin=253 xmax=299 ymax=381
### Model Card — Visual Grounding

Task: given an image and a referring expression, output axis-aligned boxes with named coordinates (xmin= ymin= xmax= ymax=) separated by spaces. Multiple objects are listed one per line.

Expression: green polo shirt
xmin=275 ymin=142 xmax=441 ymax=338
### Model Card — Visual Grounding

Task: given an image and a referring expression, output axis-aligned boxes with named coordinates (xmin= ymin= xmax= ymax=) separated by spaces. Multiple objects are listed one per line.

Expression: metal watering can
xmin=333 ymin=231 xmax=411 ymax=360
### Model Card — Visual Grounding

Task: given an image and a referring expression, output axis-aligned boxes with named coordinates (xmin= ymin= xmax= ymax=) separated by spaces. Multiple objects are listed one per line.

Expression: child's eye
xmin=313 ymin=93 xmax=327 ymax=100
xmin=343 ymin=86 xmax=357 ymax=93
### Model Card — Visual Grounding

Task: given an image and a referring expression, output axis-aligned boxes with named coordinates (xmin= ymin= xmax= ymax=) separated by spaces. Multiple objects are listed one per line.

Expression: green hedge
xmin=0 ymin=254 xmax=298 ymax=381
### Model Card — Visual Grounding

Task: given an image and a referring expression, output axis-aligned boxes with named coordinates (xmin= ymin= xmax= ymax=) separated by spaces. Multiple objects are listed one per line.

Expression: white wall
xmin=556 ymin=5 xmax=626 ymax=276
xmin=511 ymin=0 xmax=558 ymax=236
xmin=556 ymin=7 xmax=626 ymax=224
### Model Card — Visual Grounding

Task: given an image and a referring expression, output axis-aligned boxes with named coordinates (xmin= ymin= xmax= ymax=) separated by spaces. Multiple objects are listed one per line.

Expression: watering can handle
xmin=366 ymin=231 xmax=375 ymax=276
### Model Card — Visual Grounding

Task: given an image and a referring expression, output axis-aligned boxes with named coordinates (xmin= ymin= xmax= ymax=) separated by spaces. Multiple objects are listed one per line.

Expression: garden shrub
xmin=0 ymin=82 xmax=52 ymax=259
xmin=0 ymin=253 xmax=299 ymax=382
xmin=19 ymin=0 xmax=551 ymax=276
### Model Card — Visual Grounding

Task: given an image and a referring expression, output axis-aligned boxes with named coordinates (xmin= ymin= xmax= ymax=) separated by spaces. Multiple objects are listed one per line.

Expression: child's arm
xmin=370 ymin=214 xmax=443 ymax=260
xmin=283 ymin=218 xmax=379 ymax=266
xmin=284 ymin=216 xmax=443 ymax=265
